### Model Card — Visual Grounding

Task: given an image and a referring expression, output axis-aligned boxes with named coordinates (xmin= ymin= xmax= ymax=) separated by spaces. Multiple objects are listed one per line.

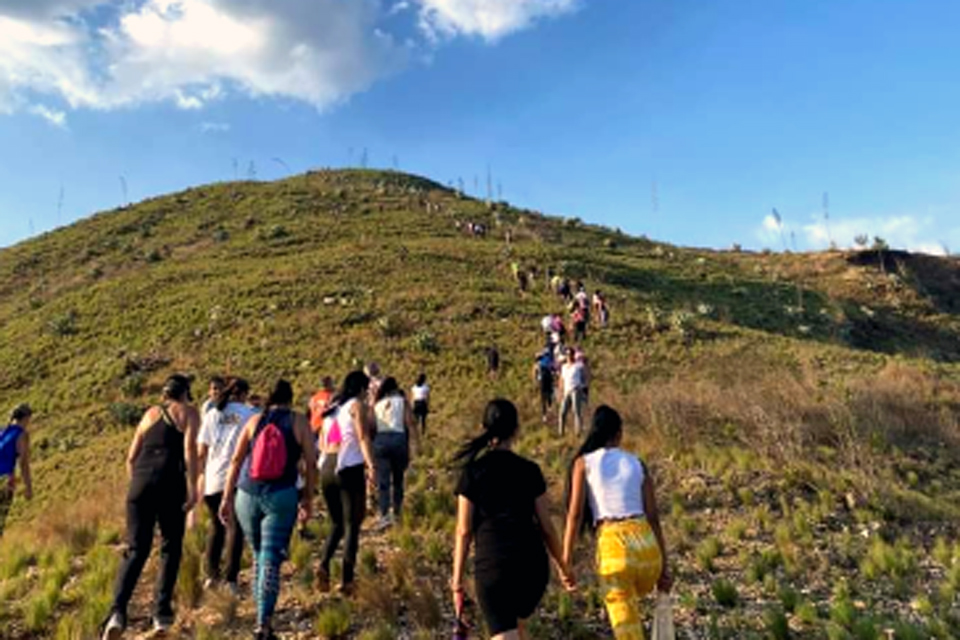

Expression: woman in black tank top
xmin=102 ymin=375 xmax=199 ymax=640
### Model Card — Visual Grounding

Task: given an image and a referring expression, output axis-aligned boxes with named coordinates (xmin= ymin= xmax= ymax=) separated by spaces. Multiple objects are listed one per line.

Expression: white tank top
xmin=375 ymin=396 xmax=406 ymax=434
xmin=583 ymin=448 xmax=645 ymax=524
xmin=336 ymin=398 xmax=366 ymax=472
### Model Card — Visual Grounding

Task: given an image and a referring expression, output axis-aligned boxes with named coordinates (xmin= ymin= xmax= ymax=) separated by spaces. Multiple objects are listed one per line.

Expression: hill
xmin=0 ymin=169 xmax=959 ymax=639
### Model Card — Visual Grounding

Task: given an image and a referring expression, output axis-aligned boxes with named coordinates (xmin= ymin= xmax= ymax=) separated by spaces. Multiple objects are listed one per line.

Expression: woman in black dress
xmin=451 ymin=399 xmax=574 ymax=639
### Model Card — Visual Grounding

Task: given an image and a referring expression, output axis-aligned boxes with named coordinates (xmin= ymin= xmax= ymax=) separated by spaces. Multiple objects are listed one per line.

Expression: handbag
xmin=651 ymin=594 xmax=676 ymax=640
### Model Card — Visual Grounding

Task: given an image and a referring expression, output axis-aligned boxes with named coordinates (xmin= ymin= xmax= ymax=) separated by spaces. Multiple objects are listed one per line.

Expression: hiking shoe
xmin=152 ymin=614 xmax=174 ymax=634
xmin=337 ymin=582 xmax=355 ymax=597
xmin=315 ymin=567 xmax=331 ymax=593
xmin=373 ymin=515 xmax=392 ymax=532
xmin=226 ymin=581 xmax=241 ymax=598
xmin=203 ymin=577 xmax=217 ymax=591
xmin=102 ymin=612 xmax=125 ymax=640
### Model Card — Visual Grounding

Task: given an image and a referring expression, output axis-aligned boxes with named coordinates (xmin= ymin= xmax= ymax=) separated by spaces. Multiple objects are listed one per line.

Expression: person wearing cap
xmin=0 ymin=404 xmax=33 ymax=538
xmin=103 ymin=374 xmax=200 ymax=639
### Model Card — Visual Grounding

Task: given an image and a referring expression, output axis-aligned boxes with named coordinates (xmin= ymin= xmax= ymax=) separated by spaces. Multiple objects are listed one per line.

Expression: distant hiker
xmin=558 ymin=348 xmax=588 ymax=436
xmin=197 ymin=378 xmax=254 ymax=594
xmin=541 ymin=314 xmax=555 ymax=337
xmin=486 ymin=345 xmax=501 ymax=379
xmin=534 ymin=350 xmax=556 ymax=424
xmin=563 ymin=406 xmax=672 ymax=639
xmin=373 ymin=378 xmax=418 ymax=530
xmin=576 ymin=349 xmax=592 ymax=405
xmin=0 ymin=404 xmax=33 ymax=538
xmin=511 ymin=262 xmax=529 ymax=293
xmin=219 ymin=380 xmax=317 ymax=640
xmin=575 ymin=283 xmax=589 ymax=311
xmin=103 ymin=375 xmax=200 ymax=639
xmin=309 ymin=376 xmax=336 ymax=437
xmin=451 ymin=400 xmax=575 ymax=640
xmin=550 ymin=273 xmax=562 ymax=295
xmin=202 ymin=376 xmax=226 ymax=415
xmin=411 ymin=373 xmax=430 ymax=435
xmin=593 ymin=290 xmax=610 ymax=328
xmin=317 ymin=371 xmax=376 ymax=595
xmin=572 ymin=302 xmax=588 ymax=344
xmin=559 ymin=278 xmax=572 ymax=302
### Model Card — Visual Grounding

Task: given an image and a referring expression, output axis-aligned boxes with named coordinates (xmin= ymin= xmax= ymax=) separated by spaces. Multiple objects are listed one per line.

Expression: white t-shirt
xmin=583 ymin=448 xmax=645 ymax=524
xmin=561 ymin=361 xmax=585 ymax=393
xmin=412 ymin=383 xmax=430 ymax=402
xmin=375 ymin=396 xmax=406 ymax=434
xmin=199 ymin=402 xmax=256 ymax=496
xmin=541 ymin=316 xmax=554 ymax=333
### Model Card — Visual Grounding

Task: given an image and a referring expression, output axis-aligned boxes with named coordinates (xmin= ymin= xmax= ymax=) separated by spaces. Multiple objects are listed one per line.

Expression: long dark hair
xmin=416 ymin=373 xmax=427 ymax=387
xmin=566 ymin=405 xmax=624 ymax=534
xmin=215 ymin=377 xmax=251 ymax=412
xmin=454 ymin=399 xmax=519 ymax=465
xmin=376 ymin=377 xmax=401 ymax=403
xmin=265 ymin=380 xmax=294 ymax=409
xmin=324 ymin=370 xmax=369 ymax=418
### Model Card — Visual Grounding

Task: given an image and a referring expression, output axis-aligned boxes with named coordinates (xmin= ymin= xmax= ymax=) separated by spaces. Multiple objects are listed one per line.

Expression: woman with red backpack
xmin=219 ymin=380 xmax=317 ymax=640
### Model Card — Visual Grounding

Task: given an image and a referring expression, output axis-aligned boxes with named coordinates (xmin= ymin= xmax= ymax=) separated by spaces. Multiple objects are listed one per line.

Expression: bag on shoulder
xmin=249 ymin=414 xmax=288 ymax=482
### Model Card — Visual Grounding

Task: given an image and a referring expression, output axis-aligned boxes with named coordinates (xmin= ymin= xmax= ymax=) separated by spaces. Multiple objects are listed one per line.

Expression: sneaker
xmin=102 ymin=612 xmax=125 ymax=640
xmin=315 ymin=567 xmax=331 ymax=593
xmin=203 ymin=577 xmax=217 ymax=591
xmin=152 ymin=614 xmax=174 ymax=634
xmin=373 ymin=515 xmax=392 ymax=532
xmin=226 ymin=581 xmax=241 ymax=598
xmin=337 ymin=581 xmax=355 ymax=597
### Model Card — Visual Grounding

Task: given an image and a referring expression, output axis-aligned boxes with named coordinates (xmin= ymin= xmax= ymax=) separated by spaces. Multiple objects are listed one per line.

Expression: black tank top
xmin=130 ymin=405 xmax=186 ymax=493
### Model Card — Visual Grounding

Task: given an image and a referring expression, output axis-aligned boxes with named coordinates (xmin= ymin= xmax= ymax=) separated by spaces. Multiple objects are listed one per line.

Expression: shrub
xmin=696 ymin=537 xmax=722 ymax=572
xmin=47 ymin=310 xmax=79 ymax=337
xmin=108 ymin=402 xmax=143 ymax=427
xmin=316 ymin=601 xmax=352 ymax=638
xmin=712 ymin=579 xmax=739 ymax=608
xmin=411 ymin=329 xmax=440 ymax=354
xmin=764 ymin=605 xmax=790 ymax=640
xmin=377 ymin=315 xmax=404 ymax=339
xmin=120 ymin=373 xmax=145 ymax=398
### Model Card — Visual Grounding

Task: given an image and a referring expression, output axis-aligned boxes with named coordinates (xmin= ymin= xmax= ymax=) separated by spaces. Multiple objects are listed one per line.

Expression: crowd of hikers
xmin=0 ymin=274 xmax=675 ymax=640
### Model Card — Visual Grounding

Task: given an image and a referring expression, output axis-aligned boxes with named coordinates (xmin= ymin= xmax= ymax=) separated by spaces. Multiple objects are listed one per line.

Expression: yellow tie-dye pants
xmin=595 ymin=518 xmax=663 ymax=640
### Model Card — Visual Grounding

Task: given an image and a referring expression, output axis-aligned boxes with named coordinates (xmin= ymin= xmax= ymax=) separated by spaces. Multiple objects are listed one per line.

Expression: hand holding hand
xmin=219 ymin=494 xmax=235 ymax=526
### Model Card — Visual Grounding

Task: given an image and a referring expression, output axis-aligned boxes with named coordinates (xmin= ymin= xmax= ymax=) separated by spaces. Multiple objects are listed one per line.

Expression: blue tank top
xmin=0 ymin=425 xmax=23 ymax=477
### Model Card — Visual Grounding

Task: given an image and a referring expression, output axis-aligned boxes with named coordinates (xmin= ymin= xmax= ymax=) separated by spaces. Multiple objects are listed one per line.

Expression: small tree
xmin=854 ymin=234 xmax=869 ymax=249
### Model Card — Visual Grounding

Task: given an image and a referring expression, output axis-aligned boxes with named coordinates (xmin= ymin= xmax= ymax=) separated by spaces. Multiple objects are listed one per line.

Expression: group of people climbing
xmin=98 ymin=363 xmax=429 ymax=640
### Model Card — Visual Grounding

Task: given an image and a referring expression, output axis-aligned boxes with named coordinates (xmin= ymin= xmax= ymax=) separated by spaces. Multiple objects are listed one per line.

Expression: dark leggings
xmin=319 ymin=459 xmax=366 ymax=586
xmin=111 ymin=479 xmax=186 ymax=618
xmin=203 ymin=492 xmax=244 ymax=584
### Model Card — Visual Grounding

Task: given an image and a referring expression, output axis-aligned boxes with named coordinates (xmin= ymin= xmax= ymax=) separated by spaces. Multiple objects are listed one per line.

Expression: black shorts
xmin=413 ymin=400 xmax=429 ymax=417
xmin=475 ymin=554 xmax=549 ymax=635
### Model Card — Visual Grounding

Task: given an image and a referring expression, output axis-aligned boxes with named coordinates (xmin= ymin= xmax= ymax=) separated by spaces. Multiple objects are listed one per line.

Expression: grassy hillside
xmin=0 ymin=169 xmax=958 ymax=639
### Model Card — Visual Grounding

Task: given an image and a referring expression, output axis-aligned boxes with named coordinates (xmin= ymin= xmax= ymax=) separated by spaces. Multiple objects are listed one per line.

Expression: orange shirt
xmin=309 ymin=390 xmax=333 ymax=433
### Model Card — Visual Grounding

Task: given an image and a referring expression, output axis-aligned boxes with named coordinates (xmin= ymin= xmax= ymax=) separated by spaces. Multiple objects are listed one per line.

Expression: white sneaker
xmin=153 ymin=614 xmax=174 ymax=634
xmin=102 ymin=613 xmax=124 ymax=640
xmin=373 ymin=515 xmax=392 ymax=531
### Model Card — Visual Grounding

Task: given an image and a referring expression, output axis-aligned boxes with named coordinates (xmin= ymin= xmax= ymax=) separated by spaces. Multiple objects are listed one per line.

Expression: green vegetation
xmin=0 ymin=169 xmax=958 ymax=637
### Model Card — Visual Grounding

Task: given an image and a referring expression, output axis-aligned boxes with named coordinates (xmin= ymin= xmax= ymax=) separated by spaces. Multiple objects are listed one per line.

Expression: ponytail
xmin=454 ymin=430 xmax=495 ymax=465
xmin=452 ymin=399 xmax=519 ymax=467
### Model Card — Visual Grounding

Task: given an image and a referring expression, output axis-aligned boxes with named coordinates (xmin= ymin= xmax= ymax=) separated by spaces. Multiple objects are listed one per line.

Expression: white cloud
xmin=29 ymin=103 xmax=67 ymax=127
xmin=200 ymin=121 xmax=230 ymax=133
xmin=415 ymin=0 xmax=579 ymax=41
xmin=800 ymin=213 xmax=956 ymax=255
xmin=0 ymin=0 xmax=580 ymax=117
xmin=0 ymin=0 xmax=407 ymax=113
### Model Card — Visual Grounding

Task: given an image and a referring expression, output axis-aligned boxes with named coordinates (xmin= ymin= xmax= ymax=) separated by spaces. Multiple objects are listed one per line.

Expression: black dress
xmin=456 ymin=449 xmax=550 ymax=635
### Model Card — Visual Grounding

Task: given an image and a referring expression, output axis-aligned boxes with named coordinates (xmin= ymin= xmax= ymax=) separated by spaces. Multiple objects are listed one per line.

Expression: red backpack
xmin=249 ymin=414 xmax=288 ymax=482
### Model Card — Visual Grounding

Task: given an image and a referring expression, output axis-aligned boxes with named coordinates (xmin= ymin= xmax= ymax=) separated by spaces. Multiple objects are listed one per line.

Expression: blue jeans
xmin=235 ymin=487 xmax=298 ymax=628
xmin=374 ymin=432 xmax=409 ymax=518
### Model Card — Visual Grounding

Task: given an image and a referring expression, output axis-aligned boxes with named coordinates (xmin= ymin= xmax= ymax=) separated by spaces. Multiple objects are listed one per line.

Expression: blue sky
xmin=1 ymin=0 xmax=959 ymax=254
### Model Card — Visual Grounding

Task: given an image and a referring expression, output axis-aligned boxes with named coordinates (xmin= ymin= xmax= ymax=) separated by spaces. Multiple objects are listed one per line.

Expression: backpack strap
xmin=158 ymin=404 xmax=177 ymax=430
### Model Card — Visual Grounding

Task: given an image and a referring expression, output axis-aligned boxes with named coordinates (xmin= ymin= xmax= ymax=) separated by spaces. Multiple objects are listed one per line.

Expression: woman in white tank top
xmin=562 ymin=405 xmax=672 ymax=639
xmin=317 ymin=371 xmax=375 ymax=595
